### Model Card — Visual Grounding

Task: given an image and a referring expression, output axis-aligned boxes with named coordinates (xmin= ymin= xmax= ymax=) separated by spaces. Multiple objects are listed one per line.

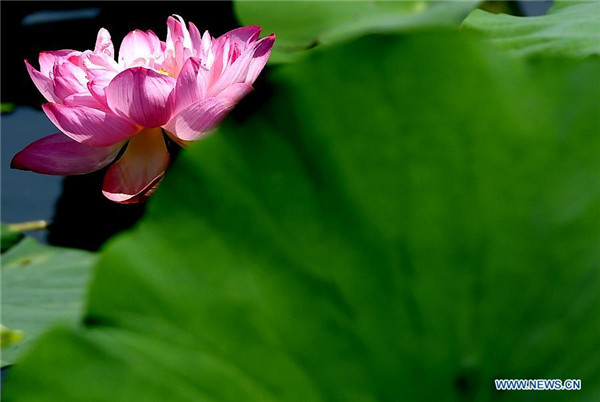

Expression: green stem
xmin=6 ymin=220 xmax=50 ymax=232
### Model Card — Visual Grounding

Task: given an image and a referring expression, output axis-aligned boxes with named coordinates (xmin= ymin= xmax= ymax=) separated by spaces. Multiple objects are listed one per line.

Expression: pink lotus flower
xmin=12 ymin=15 xmax=275 ymax=203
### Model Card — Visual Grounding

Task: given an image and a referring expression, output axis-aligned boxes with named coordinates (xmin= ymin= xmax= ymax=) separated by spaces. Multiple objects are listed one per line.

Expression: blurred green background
xmin=2 ymin=1 xmax=600 ymax=401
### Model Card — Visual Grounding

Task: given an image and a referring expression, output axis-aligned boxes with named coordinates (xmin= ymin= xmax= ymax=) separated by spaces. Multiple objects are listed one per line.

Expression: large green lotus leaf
xmin=1 ymin=238 xmax=96 ymax=366
xmin=235 ymin=0 xmax=480 ymax=63
xmin=4 ymin=32 xmax=600 ymax=401
xmin=463 ymin=0 xmax=600 ymax=58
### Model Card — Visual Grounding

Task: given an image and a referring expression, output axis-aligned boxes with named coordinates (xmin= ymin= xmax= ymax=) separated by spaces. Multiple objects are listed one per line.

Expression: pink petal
xmin=52 ymin=61 xmax=89 ymax=100
xmin=11 ymin=133 xmax=122 ymax=175
xmin=164 ymin=96 xmax=236 ymax=142
xmin=118 ymin=30 xmax=161 ymax=66
xmin=220 ymin=26 xmax=261 ymax=50
xmin=105 ymin=67 xmax=176 ymax=127
xmin=198 ymin=30 xmax=215 ymax=65
xmin=83 ymin=51 xmax=120 ymax=74
xmin=218 ymin=82 xmax=253 ymax=103
xmin=207 ymin=35 xmax=232 ymax=85
xmin=245 ymin=34 xmax=276 ymax=83
xmin=102 ymin=127 xmax=169 ymax=203
xmin=188 ymin=22 xmax=203 ymax=54
xmin=166 ymin=15 xmax=192 ymax=50
xmin=87 ymin=71 xmax=117 ymax=107
xmin=207 ymin=46 xmax=254 ymax=97
xmin=43 ymin=103 xmax=140 ymax=147
xmin=173 ymin=57 xmax=207 ymax=113
xmin=158 ymin=48 xmax=177 ymax=76
xmin=25 ymin=60 xmax=59 ymax=103
xmin=94 ymin=28 xmax=114 ymax=57
xmin=206 ymin=34 xmax=274 ymax=97
xmin=63 ymin=93 xmax=109 ymax=111
xmin=174 ymin=40 xmax=186 ymax=76
xmin=39 ymin=50 xmax=76 ymax=76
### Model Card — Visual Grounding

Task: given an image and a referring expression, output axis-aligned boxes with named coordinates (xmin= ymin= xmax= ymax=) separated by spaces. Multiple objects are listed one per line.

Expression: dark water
xmin=1 ymin=107 xmax=63 ymax=225
xmin=519 ymin=1 xmax=553 ymax=16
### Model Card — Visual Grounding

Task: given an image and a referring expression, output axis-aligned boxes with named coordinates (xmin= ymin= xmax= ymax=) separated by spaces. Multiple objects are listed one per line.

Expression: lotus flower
xmin=12 ymin=15 xmax=275 ymax=203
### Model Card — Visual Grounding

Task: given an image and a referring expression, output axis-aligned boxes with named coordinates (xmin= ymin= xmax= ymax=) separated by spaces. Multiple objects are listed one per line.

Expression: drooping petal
xmin=164 ymin=96 xmax=236 ymax=142
xmin=118 ymin=30 xmax=161 ymax=67
xmin=25 ymin=60 xmax=59 ymax=103
xmin=94 ymin=28 xmax=114 ymax=57
xmin=43 ymin=103 xmax=140 ymax=146
xmin=245 ymin=34 xmax=276 ymax=83
xmin=102 ymin=127 xmax=169 ymax=203
xmin=39 ymin=49 xmax=76 ymax=76
xmin=11 ymin=133 xmax=122 ymax=175
xmin=105 ymin=67 xmax=176 ymax=127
